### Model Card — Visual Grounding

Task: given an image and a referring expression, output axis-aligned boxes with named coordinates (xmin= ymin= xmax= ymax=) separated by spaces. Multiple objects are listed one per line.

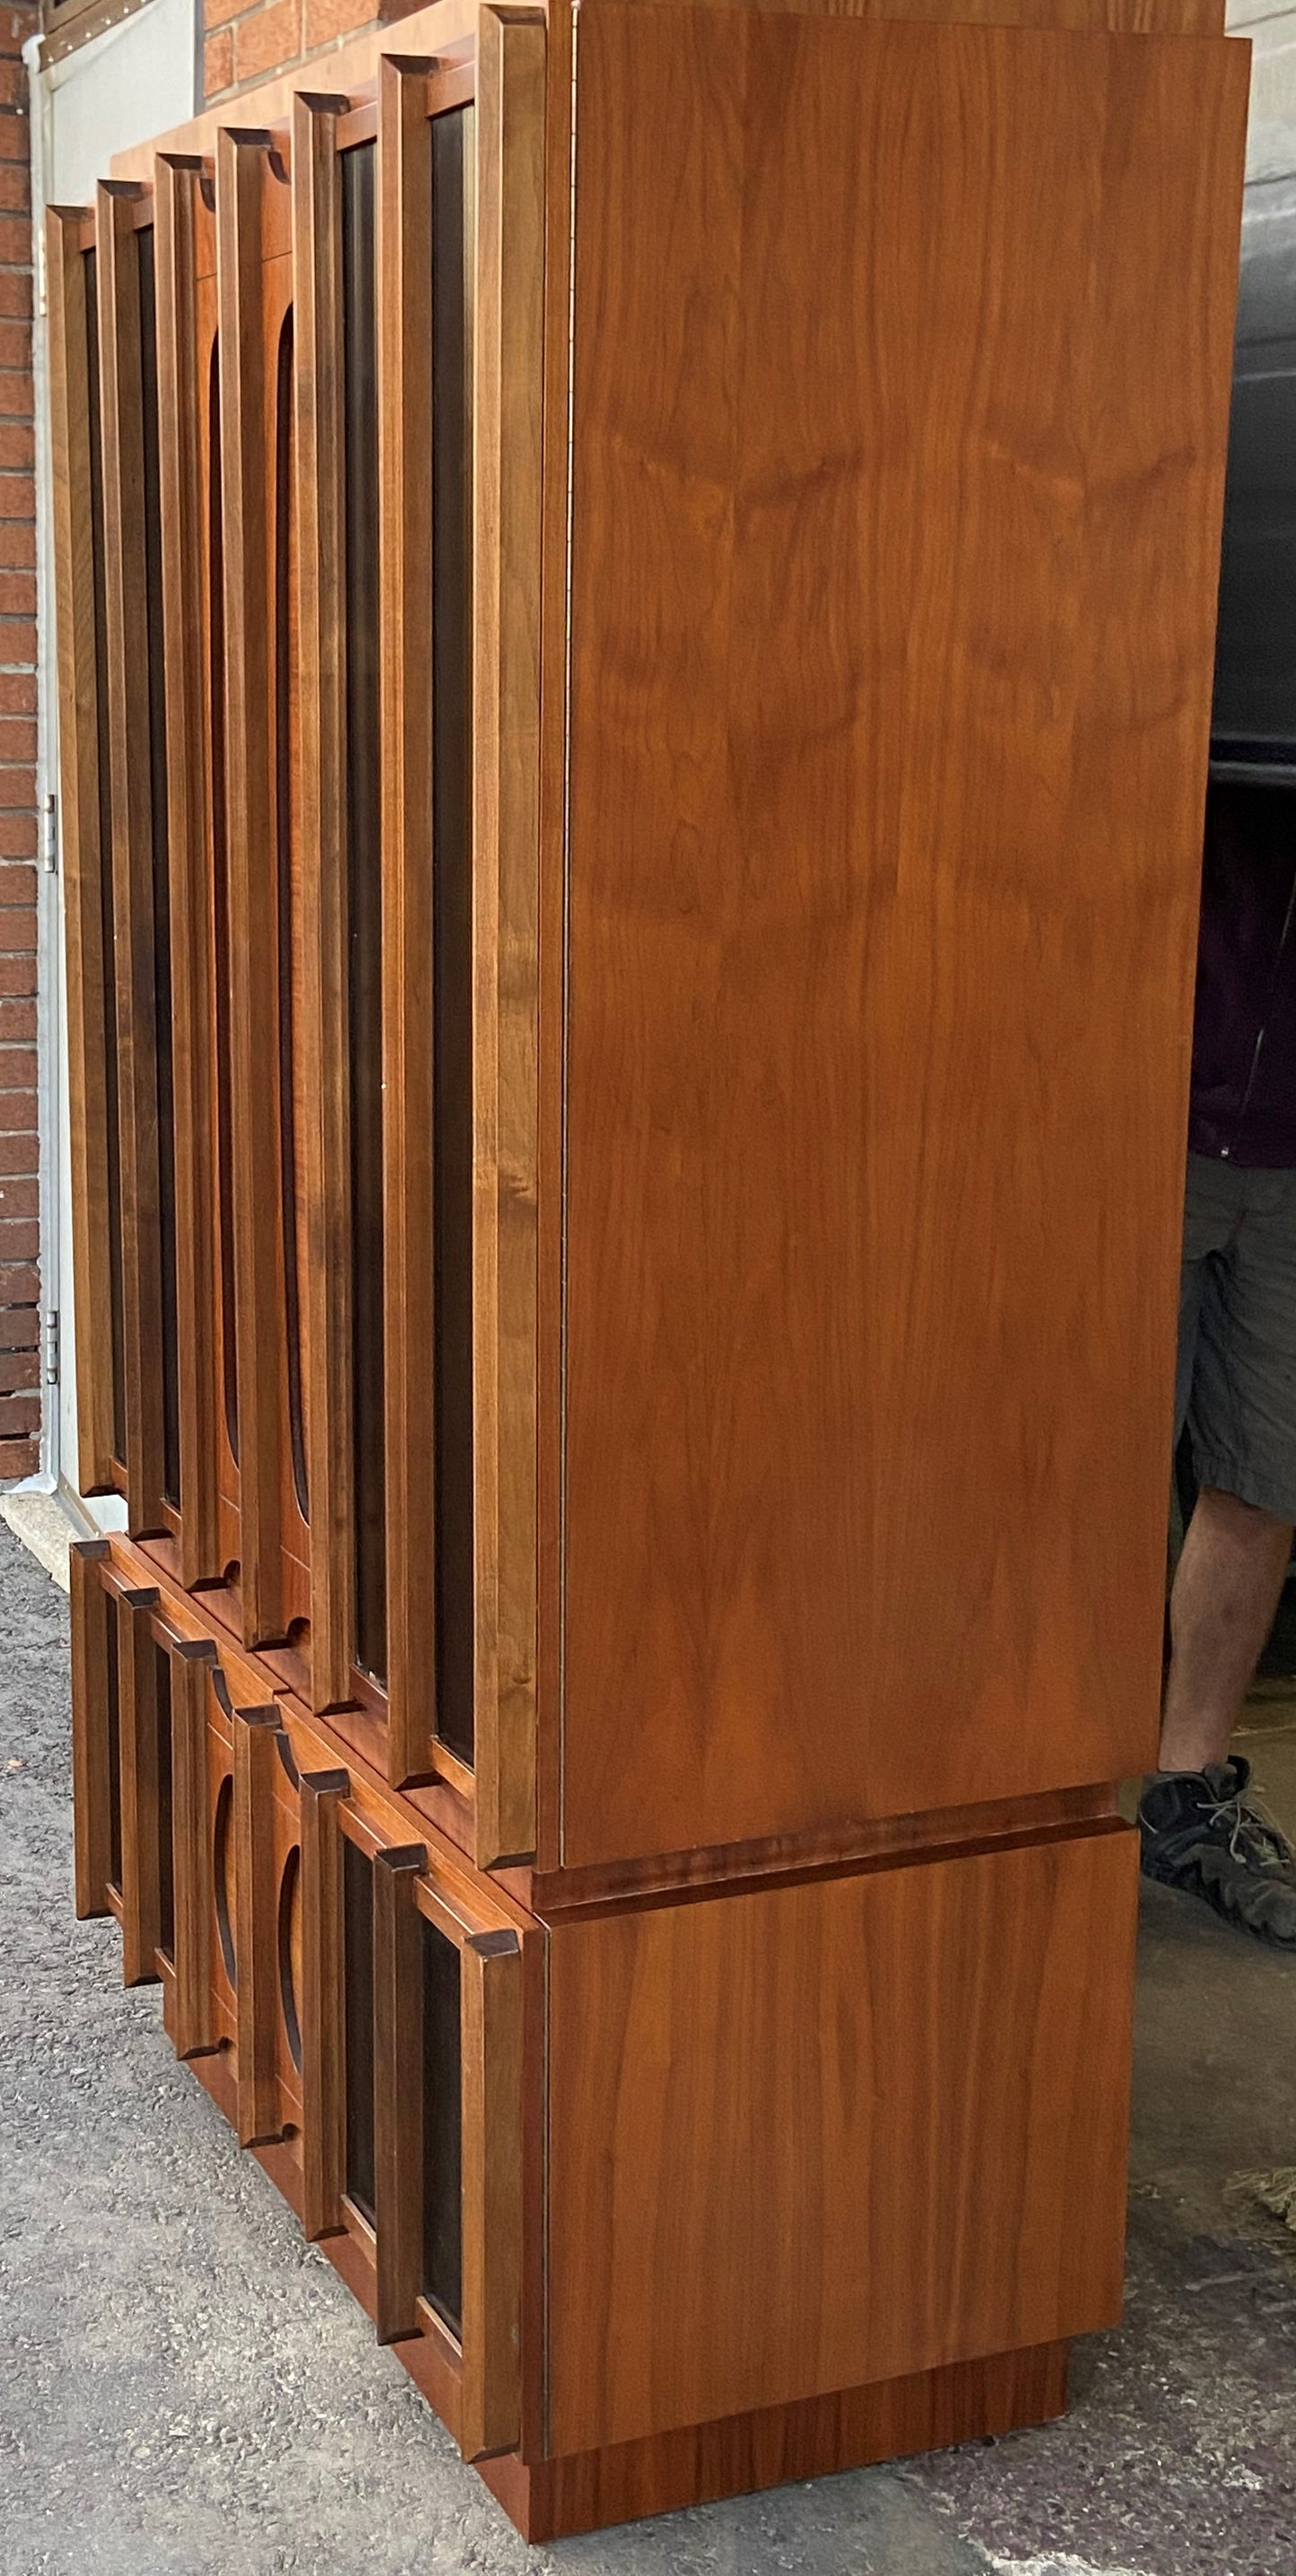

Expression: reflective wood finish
xmin=47 ymin=225 xmax=120 ymax=1496
xmin=155 ymin=157 xmax=222 ymax=1587
xmin=170 ymin=1635 xmax=220 ymax=2056
xmin=471 ymin=5 xmax=544 ymax=1864
xmin=560 ymin=0 xmax=1248 ymax=1869
xmin=97 ymin=186 xmax=173 ymax=1540
xmin=115 ymin=1581 xmax=167 ymax=1983
xmin=52 ymin=0 xmax=1244 ymax=2539
xmin=68 ymin=1537 xmax=116 ymax=1914
xmin=300 ymin=1762 xmax=350 ymax=2237
xmin=216 ymin=132 xmax=289 ymax=1645
xmin=293 ymin=92 xmax=355 ymax=1711
xmin=379 ymin=52 xmax=439 ymax=1791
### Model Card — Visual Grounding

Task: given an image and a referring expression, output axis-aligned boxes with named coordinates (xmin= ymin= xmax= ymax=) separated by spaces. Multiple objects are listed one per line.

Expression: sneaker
xmin=1138 ymin=1756 xmax=1296 ymax=1948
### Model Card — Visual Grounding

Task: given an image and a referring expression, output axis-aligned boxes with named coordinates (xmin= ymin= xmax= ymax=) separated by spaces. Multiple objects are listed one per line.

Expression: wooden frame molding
xmin=69 ymin=1538 xmax=116 ymax=1914
xmin=116 ymin=1583 xmax=166 ymax=1984
xmin=471 ymin=4 xmax=545 ymax=1867
xmin=300 ymin=1763 xmax=351 ymax=2237
xmin=216 ymin=128 xmax=287 ymax=1646
xmin=379 ymin=54 xmax=439 ymax=1792
xmin=170 ymin=1635 xmax=220 ymax=2057
xmin=97 ymin=180 xmax=170 ymax=1540
xmin=459 ymin=1922 xmax=523 ymax=2459
xmin=373 ymin=1840 xmax=428 ymax=2343
xmin=533 ymin=0 xmax=577 ymax=1879
xmin=231 ymin=1702 xmax=285 ymax=2144
xmin=293 ymin=93 xmax=357 ymax=1713
xmin=154 ymin=154 xmax=222 ymax=1589
xmin=47 ymin=216 xmax=119 ymax=1497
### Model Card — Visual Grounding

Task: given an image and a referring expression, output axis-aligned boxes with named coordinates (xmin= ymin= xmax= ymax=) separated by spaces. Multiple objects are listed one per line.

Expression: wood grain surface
xmin=216 ymin=133 xmax=287 ymax=1645
xmin=547 ymin=1826 xmax=1135 ymax=2451
xmin=373 ymin=1842 xmax=428 ymax=2342
xmin=300 ymin=1763 xmax=351 ymax=2236
xmin=561 ymin=1 xmax=1248 ymax=1867
xmin=293 ymin=93 xmax=356 ymax=1712
xmin=155 ymin=157 xmax=222 ymax=1589
xmin=116 ymin=1583 xmax=166 ymax=1985
xmin=459 ymin=1924 xmax=524 ymax=2459
xmin=170 ymin=1634 xmax=220 ymax=2056
xmin=472 ymin=7 xmax=545 ymax=1865
xmin=232 ymin=1702 xmax=285 ymax=2144
xmin=378 ymin=54 xmax=439 ymax=1790
xmin=98 ymin=2 xmax=1227 ymax=190
xmin=69 ymin=1538 xmax=116 ymax=1915
xmin=50 ymin=6 xmax=1250 ymax=2537
xmin=46 ymin=221 xmax=121 ymax=1496
xmin=96 ymin=186 xmax=170 ymax=1541
xmin=485 ymin=2338 xmax=1068 ymax=2539
xmin=620 ymin=0 xmax=1225 ymax=27
xmin=534 ymin=0 xmax=577 ymax=1879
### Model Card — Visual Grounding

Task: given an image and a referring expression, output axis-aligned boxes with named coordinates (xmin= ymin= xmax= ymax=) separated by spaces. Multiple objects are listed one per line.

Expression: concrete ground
xmin=2 ymin=1515 xmax=1295 ymax=2576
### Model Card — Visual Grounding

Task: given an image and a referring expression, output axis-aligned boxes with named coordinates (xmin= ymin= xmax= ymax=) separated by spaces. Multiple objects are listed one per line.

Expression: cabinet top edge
xmin=100 ymin=0 xmax=1225 ymax=194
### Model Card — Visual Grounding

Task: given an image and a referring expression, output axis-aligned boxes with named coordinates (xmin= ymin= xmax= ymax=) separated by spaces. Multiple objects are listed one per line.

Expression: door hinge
xmin=40 ymin=793 xmax=57 ymax=874
xmin=41 ymin=1309 xmax=59 ymax=1387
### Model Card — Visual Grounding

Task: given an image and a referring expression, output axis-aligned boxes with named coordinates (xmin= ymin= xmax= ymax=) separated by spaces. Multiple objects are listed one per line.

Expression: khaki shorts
xmin=1177 ymin=1152 xmax=1296 ymax=1523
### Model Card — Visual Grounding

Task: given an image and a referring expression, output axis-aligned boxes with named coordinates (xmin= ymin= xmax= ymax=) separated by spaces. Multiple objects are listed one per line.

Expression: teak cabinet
xmin=51 ymin=0 xmax=1248 ymax=2539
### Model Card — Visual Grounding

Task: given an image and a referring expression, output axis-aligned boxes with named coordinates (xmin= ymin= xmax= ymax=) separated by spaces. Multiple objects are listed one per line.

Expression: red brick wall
xmin=204 ymin=0 xmax=423 ymax=101
xmin=0 ymin=3 xmax=39 ymax=1485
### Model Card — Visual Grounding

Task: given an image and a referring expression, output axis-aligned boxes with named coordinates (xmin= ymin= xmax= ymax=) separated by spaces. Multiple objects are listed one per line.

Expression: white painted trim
xmin=21 ymin=28 xmax=62 ymax=1502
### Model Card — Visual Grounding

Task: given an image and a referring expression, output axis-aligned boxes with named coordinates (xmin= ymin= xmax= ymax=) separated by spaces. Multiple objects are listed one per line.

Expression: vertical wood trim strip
xmin=231 ymin=1702 xmax=283 ymax=2144
xmin=97 ymin=183 xmax=168 ymax=1540
xmin=155 ymin=155 xmax=221 ymax=1588
xmin=117 ymin=1583 xmax=163 ymax=1985
xmin=69 ymin=1538 xmax=115 ymax=1916
xmin=299 ymin=1764 xmax=350 ymax=2237
xmin=459 ymin=1927 xmax=524 ymax=2459
xmin=293 ymin=94 xmax=355 ymax=1710
xmin=473 ymin=9 xmax=546 ymax=1864
xmin=47 ymin=214 xmax=118 ymax=1496
xmin=379 ymin=56 xmax=437 ymax=1788
xmin=170 ymin=1637 xmax=218 ymax=2056
xmin=372 ymin=1841 xmax=426 ymax=2342
xmin=217 ymin=129 xmax=285 ymax=1644
xmin=535 ymin=0 xmax=576 ymax=1878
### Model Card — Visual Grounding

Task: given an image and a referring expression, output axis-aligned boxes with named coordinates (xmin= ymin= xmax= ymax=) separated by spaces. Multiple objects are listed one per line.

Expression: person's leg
xmin=1160 ymin=1484 xmax=1294 ymax=1772
xmin=1141 ymin=1166 xmax=1296 ymax=1946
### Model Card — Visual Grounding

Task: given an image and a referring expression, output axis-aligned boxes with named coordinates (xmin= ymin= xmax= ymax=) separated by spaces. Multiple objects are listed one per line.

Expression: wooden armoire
xmin=50 ymin=0 xmax=1247 ymax=2538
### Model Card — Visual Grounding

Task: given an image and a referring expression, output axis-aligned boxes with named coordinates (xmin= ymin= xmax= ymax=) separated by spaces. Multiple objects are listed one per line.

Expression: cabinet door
xmin=560 ymin=3 xmax=1248 ymax=1867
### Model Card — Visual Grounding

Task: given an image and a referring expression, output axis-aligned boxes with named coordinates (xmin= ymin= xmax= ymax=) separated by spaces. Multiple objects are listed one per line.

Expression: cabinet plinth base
xmin=478 ymin=2341 xmax=1070 ymax=2542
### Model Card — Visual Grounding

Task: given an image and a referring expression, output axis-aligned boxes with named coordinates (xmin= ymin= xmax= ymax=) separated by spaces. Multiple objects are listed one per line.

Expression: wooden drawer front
xmin=546 ymin=1825 xmax=1137 ymax=2455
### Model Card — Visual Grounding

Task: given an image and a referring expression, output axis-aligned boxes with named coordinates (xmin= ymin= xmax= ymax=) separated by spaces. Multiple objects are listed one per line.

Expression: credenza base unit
xmin=475 ymin=2346 xmax=1073 ymax=2544
xmin=74 ymin=1531 xmax=1134 ymax=2533
xmin=51 ymin=0 xmax=1248 ymax=2537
